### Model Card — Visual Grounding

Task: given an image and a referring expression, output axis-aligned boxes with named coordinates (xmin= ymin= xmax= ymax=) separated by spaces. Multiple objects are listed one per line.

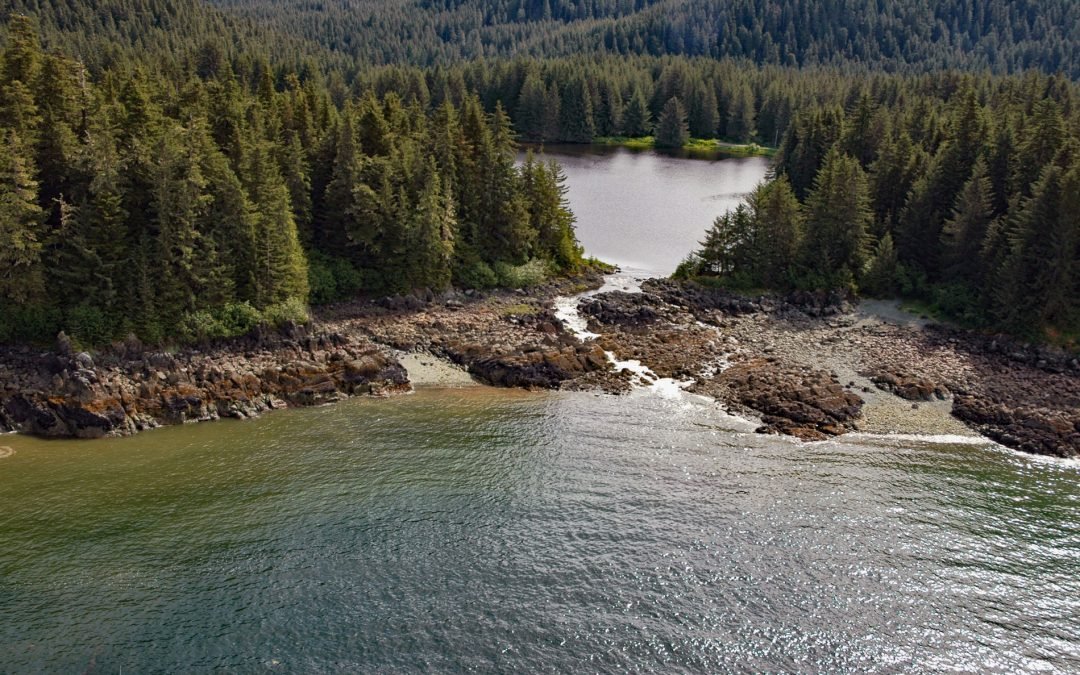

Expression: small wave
xmin=998 ymin=446 xmax=1080 ymax=470
xmin=847 ymin=432 xmax=992 ymax=446
xmin=609 ymin=356 xmax=693 ymax=400
xmin=0 ymin=446 xmax=14 ymax=459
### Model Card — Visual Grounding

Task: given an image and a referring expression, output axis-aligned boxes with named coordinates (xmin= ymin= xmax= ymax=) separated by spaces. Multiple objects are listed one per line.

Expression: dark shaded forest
xmin=5 ymin=0 xmax=1080 ymax=77
xmin=208 ymin=0 xmax=1080 ymax=77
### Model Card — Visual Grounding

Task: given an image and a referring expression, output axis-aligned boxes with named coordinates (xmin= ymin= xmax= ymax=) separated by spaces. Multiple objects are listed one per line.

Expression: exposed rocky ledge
xmin=2 ymin=270 xmax=1077 ymax=459
xmin=0 ymin=272 xmax=613 ymax=439
xmin=636 ymin=280 xmax=1079 ymax=457
xmin=0 ymin=326 xmax=408 ymax=438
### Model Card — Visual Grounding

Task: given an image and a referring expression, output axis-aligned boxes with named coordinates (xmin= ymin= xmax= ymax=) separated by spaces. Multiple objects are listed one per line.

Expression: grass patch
xmin=593 ymin=136 xmax=776 ymax=157
xmin=582 ymin=256 xmax=617 ymax=274
xmin=593 ymin=135 xmax=656 ymax=150
xmin=499 ymin=302 xmax=540 ymax=316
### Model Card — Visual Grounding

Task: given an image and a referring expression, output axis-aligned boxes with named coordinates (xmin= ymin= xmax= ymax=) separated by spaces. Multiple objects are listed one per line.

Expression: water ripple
xmin=0 ymin=389 xmax=1077 ymax=672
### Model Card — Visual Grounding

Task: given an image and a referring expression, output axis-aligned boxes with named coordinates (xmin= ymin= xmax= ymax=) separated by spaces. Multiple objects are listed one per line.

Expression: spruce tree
xmin=244 ymin=138 xmax=310 ymax=307
xmin=522 ymin=152 xmax=580 ymax=270
xmin=862 ymin=232 xmax=899 ymax=297
xmin=558 ymin=77 xmax=595 ymax=144
xmin=801 ymin=147 xmax=873 ymax=287
xmin=940 ymin=158 xmax=994 ymax=286
xmin=407 ymin=161 xmax=456 ymax=290
xmin=0 ymin=131 xmax=45 ymax=307
xmin=515 ymin=71 xmax=547 ymax=141
xmin=320 ymin=113 xmax=363 ymax=252
xmin=1 ymin=15 xmax=42 ymax=88
xmin=747 ymin=176 xmax=802 ymax=288
xmin=656 ymin=96 xmax=689 ymax=149
xmin=541 ymin=83 xmax=562 ymax=142
xmin=594 ymin=78 xmax=623 ymax=137
xmin=699 ymin=205 xmax=753 ymax=277
xmin=726 ymin=83 xmax=756 ymax=143
xmin=622 ymin=86 xmax=652 ymax=137
xmin=688 ymin=81 xmax=719 ymax=138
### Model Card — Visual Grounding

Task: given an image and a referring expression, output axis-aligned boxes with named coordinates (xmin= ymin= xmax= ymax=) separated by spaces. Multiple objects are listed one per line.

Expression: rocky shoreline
xmin=0 ymin=325 xmax=410 ymax=438
xmin=2 ymin=272 xmax=1078 ymax=458
xmin=580 ymin=278 xmax=1080 ymax=457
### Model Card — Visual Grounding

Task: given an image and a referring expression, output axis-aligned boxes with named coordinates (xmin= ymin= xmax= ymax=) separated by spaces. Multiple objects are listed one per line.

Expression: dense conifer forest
xmin=680 ymin=70 xmax=1080 ymax=342
xmin=208 ymin=0 xmax=1080 ymax=77
xmin=1 ymin=0 xmax=1079 ymax=346
xmin=0 ymin=15 xmax=582 ymax=346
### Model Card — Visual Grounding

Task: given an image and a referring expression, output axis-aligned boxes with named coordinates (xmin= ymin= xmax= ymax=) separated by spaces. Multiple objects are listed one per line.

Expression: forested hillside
xmin=9 ymin=0 xmax=1077 ymax=77
xmin=2 ymin=0 xmax=1080 ymax=347
xmin=207 ymin=0 xmax=1080 ymax=77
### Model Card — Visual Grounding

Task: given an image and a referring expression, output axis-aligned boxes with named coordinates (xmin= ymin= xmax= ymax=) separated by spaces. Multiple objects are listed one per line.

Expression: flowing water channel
xmin=2 ymin=147 xmax=1079 ymax=673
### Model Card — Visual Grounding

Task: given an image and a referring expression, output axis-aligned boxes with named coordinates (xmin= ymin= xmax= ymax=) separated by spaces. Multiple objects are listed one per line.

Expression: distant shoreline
xmin=519 ymin=137 xmax=777 ymax=158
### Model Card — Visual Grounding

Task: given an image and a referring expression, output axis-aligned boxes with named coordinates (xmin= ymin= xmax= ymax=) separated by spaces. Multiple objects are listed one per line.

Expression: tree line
xmin=3 ymin=1 xmax=1080 ymax=346
xmin=682 ymin=72 xmax=1080 ymax=342
xmin=206 ymin=0 xmax=1080 ymax=78
xmin=6 ymin=0 xmax=1080 ymax=81
xmin=0 ymin=16 xmax=582 ymax=346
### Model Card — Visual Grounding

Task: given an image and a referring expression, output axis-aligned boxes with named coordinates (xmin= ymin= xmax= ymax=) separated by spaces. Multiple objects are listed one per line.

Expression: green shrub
xmin=219 ymin=302 xmax=262 ymax=336
xmin=673 ymin=253 xmax=703 ymax=280
xmin=331 ymin=258 xmax=365 ymax=298
xmin=66 ymin=305 xmax=113 ymax=346
xmin=137 ymin=319 xmax=166 ymax=347
xmin=308 ymin=253 xmax=367 ymax=304
xmin=0 ymin=304 xmax=63 ymax=344
xmin=177 ymin=310 xmax=226 ymax=344
xmin=494 ymin=259 xmax=551 ymax=288
xmin=931 ymin=283 xmax=986 ymax=327
xmin=457 ymin=260 xmax=499 ymax=289
xmin=895 ymin=263 xmax=929 ymax=299
xmin=262 ymin=296 xmax=310 ymax=327
xmin=308 ymin=255 xmax=339 ymax=305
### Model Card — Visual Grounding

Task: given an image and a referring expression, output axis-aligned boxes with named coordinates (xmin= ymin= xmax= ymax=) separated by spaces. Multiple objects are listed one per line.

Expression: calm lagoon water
xmin=526 ymin=144 xmax=771 ymax=275
xmin=2 ymin=149 xmax=1079 ymax=673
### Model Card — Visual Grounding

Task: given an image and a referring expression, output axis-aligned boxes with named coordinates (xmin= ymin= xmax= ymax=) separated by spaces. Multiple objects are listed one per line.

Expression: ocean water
xmin=2 ymin=149 xmax=1078 ymax=672
xmin=2 ymin=388 xmax=1078 ymax=672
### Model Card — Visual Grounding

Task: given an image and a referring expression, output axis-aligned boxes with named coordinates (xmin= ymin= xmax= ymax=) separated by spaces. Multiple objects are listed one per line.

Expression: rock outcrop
xmin=702 ymin=358 xmax=864 ymax=441
xmin=869 ymin=368 xmax=949 ymax=401
xmin=0 ymin=327 xmax=408 ymax=439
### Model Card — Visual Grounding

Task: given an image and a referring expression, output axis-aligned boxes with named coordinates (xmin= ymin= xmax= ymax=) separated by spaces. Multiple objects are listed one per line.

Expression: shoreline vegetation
xmin=590 ymin=136 xmax=776 ymax=158
xmin=3 ymin=15 xmax=1078 ymax=351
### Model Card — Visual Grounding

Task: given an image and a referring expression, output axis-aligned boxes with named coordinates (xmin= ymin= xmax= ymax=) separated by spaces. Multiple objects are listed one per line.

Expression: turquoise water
xmin=2 ymin=388 xmax=1079 ymax=672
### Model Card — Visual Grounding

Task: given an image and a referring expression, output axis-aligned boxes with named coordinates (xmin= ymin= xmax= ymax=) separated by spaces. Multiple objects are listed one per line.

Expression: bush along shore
xmin=2 ymin=272 xmax=1078 ymax=459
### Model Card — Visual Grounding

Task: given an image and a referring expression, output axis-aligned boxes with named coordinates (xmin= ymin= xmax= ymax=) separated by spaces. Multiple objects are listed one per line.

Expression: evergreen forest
xmin=1 ymin=0 xmax=1079 ymax=345
xmin=0 ymin=15 xmax=582 ymax=345
xmin=682 ymin=70 xmax=1080 ymax=341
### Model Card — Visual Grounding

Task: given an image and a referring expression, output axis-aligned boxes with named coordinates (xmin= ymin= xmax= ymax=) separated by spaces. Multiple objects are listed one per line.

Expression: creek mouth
xmin=554 ymin=267 xmax=696 ymax=400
